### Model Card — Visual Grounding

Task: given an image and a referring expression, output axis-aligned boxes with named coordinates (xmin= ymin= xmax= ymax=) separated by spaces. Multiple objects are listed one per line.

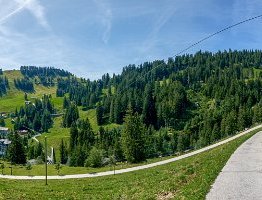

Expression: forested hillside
xmin=57 ymin=49 xmax=262 ymax=165
xmin=2 ymin=50 xmax=262 ymax=167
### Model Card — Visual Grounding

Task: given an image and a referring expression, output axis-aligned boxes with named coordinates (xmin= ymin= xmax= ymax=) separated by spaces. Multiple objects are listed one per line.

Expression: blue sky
xmin=0 ymin=0 xmax=262 ymax=79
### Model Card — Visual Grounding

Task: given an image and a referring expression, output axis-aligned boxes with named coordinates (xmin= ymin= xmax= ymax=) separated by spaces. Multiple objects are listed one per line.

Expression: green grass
xmin=0 ymin=157 xmax=166 ymax=176
xmin=0 ymin=150 xmax=193 ymax=176
xmin=0 ymin=127 xmax=259 ymax=200
xmin=35 ymin=109 xmax=119 ymax=161
xmin=253 ymin=67 xmax=262 ymax=79
xmin=0 ymin=70 xmax=62 ymax=113
xmin=79 ymin=108 xmax=120 ymax=132
xmin=36 ymin=117 xmax=70 ymax=160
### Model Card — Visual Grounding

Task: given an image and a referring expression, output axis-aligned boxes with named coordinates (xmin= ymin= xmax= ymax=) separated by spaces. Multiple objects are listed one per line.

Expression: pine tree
xmin=121 ymin=106 xmax=146 ymax=163
xmin=69 ymin=122 xmax=78 ymax=151
xmin=8 ymin=132 xmax=26 ymax=164
xmin=63 ymin=96 xmax=70 ymax=109
xmin=96 ymin=103 xmax=104 ymax=125
xmin=59 ymin=139 xmax=68 ymax=164
xmin=109 ymin=100 xmax=114 ymax=123
xmin=0 ymin=118 xmax=5 ymax=127
xmin=142 ymin=84 xmax=157 ymax=127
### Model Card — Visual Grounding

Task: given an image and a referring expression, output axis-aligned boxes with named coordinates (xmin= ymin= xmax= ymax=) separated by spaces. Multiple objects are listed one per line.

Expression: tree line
xmin=14 ymin=78 xmax=34 ymax=92
xmin=20 ymin=66 xmax=72 ymax=78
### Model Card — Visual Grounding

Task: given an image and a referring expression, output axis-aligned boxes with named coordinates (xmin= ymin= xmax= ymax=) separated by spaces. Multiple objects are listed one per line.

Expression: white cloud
xmin=0 ymin=0 xmax=49 ymax=30
xmin=23 ymin=0 xmax=50 ymax=30
xmin=92 ymin=0 xmax=112 ymax=44
xmin=0 ymin=0 xmax=29 ymax=25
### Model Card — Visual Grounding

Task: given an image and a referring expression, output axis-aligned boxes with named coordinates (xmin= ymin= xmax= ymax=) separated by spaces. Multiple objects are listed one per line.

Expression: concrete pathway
xmin=1 ymin=125 xmax=262 ymax=180
xmin=206 ymin=130 xmax=262 ymax=200
xmin=32 ymin=134 xmax=41 ymax=143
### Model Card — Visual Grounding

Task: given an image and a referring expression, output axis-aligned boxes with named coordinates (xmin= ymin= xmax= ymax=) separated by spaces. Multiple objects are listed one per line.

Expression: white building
xmin=0 ymin=139 xmax=11 ymax=156
xmin=0 ymin=127 xmax=9 ymax=138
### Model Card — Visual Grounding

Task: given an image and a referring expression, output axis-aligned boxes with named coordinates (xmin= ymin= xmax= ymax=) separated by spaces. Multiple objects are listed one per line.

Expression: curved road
xmin=206 ymin=130 xmax=262 ymax=200
xmin=1 ymin=125 xmax=262 ymax=180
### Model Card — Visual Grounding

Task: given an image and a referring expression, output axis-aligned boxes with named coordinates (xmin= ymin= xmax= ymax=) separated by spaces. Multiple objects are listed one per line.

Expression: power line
xmin=119 ymin=13 xmax=262 ymax=91
xmin=173 ymin=14 xmax=262 ymax=57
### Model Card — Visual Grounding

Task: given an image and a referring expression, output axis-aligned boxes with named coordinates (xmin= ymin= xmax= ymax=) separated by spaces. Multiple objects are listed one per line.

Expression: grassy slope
xmin=0 ymin=70 xmax=64 ymax=113
xmin=0 ymin=128 xmax=259 ymax=200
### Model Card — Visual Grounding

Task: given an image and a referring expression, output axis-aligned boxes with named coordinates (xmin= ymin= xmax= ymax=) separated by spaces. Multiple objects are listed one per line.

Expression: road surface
xmin=32 ymin=134 xmax=41 ymax=143
xmin=206 ymin=130 xmax=262 ymax=200
xmin=1 ymin=124 xmax=262 ymax=180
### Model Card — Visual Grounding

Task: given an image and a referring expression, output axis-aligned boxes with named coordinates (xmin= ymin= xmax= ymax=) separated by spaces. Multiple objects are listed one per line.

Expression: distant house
xmin=0 ymin=139 xmax=11 ymax=156
xmin=0 ymin=112 xmax=8 ymax=118
xmin=0 ymin=127 xmax=9 ymax=138
xmin=51 ymin=113 xmax=64 ymax=117
xmin=17 ymin=130 xmax=29 ymax=137
xmin=25 ymin=101 xmax=31 ymax=105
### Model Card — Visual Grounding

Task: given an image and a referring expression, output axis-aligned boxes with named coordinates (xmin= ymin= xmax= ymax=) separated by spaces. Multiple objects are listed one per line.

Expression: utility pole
xmin=45 ymin=136 xmax=48 ymax=185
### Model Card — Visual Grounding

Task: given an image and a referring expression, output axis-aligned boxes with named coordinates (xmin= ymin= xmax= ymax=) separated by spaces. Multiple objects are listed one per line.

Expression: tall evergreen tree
xmin=8 ymin=132 xmax=26 ymax=164
xmin=121 ymin=106 xmax=146 ymax=163
xmin=59 ymin=139 xmax=68 ymax=164
xmin=142 ymin=84 xmax=157 ymax=128
xmin=96 ymin=103 xmax=104 ymax=125
xmin=69 ymin=122 xmax=78 ymax=151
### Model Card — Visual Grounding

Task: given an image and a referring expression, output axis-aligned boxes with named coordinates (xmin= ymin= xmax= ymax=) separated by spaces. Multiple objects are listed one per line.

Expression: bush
xmin=85 ymin=147 xmax=104 ymax=168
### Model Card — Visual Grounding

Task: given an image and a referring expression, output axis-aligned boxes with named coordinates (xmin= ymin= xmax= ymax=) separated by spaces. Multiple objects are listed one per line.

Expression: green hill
xmin=2 ymin=50 xmax=262 ymax=166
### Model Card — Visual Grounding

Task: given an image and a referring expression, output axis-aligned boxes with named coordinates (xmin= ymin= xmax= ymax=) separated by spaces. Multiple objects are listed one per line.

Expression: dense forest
xmin=20 ymin=66 xmax=72 ymax=87
xmin=14 ymin=94 xmax=54 ymax=133
xmin=56 ymin=49 xmax=262 ymax=166
xmin=20 ymin=66 xmax=71 ymax=77
xmin=14 ymin=78 xmax=34 ymax=92
xmin=0 ymin=69 xmax=9 ymax=96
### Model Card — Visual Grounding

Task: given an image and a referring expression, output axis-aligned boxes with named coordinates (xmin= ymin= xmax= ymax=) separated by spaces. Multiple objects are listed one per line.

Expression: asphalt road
xmin=206 ymin=130 xmax=262 ymax=200
xmin=1 ymin=124 xmax=261 ymax=180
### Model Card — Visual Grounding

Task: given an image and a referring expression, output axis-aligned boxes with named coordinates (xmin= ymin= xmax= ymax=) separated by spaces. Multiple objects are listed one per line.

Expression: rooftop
xmin=0 ymin=127 xmax=8 ymax=131
xmin=0 ymin=139 xmax=11 ymax=145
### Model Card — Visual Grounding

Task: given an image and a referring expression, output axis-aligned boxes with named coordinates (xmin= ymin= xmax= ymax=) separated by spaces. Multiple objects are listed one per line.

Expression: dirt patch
xmin=157 ymin=191 xmax=174 ymax=200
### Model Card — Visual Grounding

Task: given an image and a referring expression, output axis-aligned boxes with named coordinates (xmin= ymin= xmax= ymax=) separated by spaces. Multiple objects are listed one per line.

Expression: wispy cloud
xmin=23 ymin=0 xmax=50 ymax=30
xmin=93 ymin=0 xmax=112 ymax=44
xmin=138 ymin=4 xmax=177 ymax=59
xmin=0 ymin=0 xmax=49 ymax=30
xmin=0 ymin=0 xmax=29 ymax=25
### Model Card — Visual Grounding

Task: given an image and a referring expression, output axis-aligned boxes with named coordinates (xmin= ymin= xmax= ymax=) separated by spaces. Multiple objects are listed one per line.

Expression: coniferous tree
xmin=121 ymin=106 xmax=146 ymax=163
xmin=69 ymin=122 xmax=78 ymax=151
xmin=142 ymin=84 xmax=157 ymax=128
xmin=0 ymin=118 xmax=5 ymax=127
xmin=59 ymin=139 xmax=68 ymax=164
xmin=8 ymin=132 xmax=26 ymax=164
xmin=96 ymin=103 xmax=104 ymax=125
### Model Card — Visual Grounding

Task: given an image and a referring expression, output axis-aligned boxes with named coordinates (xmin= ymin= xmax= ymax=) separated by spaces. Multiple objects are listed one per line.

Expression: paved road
xmin=32 ymin=134 xmax=41 ymax=143
xmin=206 ymin=130 xmax=262 ymax=200
xmin=1 ymin=125 xmax=262 ymax=180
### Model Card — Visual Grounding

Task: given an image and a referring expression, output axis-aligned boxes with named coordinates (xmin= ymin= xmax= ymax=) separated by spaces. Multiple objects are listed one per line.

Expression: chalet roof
xmin=0 ymin=139 xmax=11 ymax=145
xmin=0 ymin=127 xmax=8 ymax=131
